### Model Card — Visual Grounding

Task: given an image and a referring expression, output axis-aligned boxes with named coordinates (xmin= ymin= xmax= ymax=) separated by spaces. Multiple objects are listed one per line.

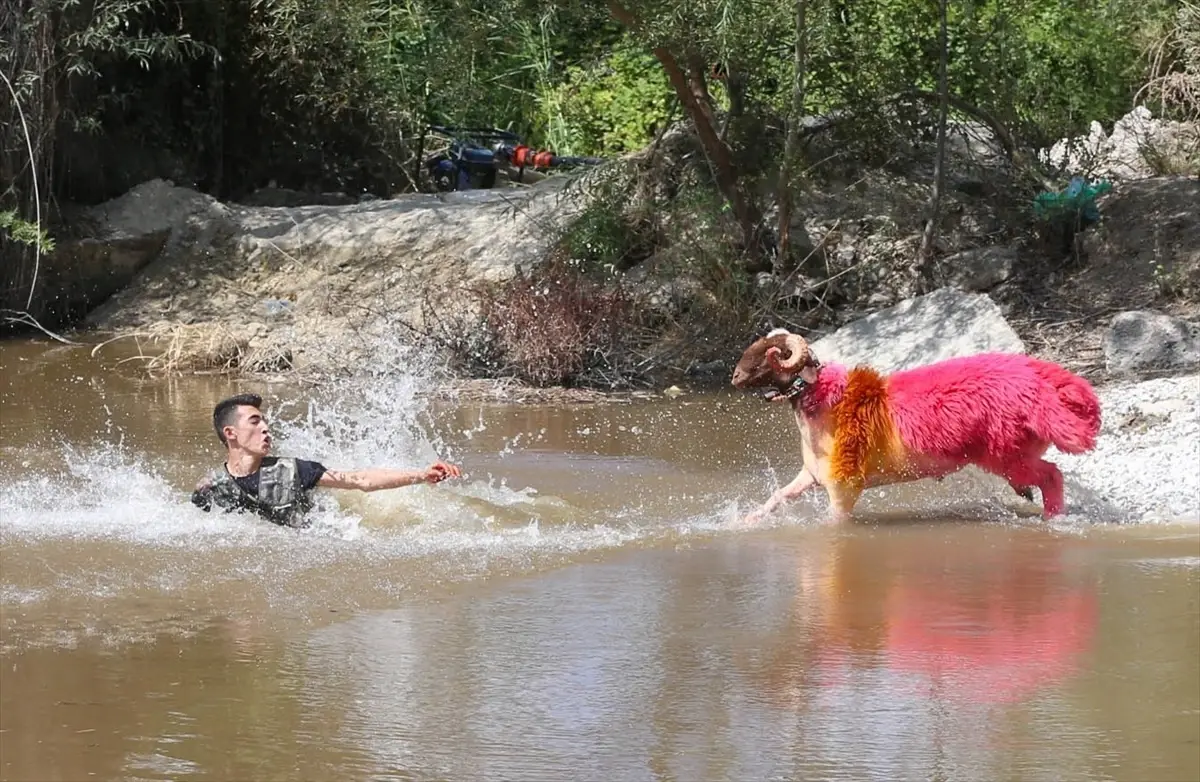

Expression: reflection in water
xmin=1 ymin=525 xmax=1197 ymax=782
xmin=275 ymin=528 xmax=1195 ymax=782
xmin=741 ymin=529 xmax=1108 ymax=781
xmin=755 ymin=528 xmax=1098 ymax=709
xmin=883 ymin=570 xmax=1096 ymax=706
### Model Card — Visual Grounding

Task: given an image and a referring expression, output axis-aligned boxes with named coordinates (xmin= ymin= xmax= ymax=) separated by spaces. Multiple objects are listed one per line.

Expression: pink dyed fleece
xmin=800 ymin=353 xmax=1101 ymax=468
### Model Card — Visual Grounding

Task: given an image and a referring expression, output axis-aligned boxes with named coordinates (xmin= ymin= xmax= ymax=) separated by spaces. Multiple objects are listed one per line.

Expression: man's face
xmin=224 ymin=405 xmax=272 ymax=457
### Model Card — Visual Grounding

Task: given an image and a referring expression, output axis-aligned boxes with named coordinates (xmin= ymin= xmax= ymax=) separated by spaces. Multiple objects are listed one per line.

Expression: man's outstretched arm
xmin=316 ymin=461 xmax=462 ymax=492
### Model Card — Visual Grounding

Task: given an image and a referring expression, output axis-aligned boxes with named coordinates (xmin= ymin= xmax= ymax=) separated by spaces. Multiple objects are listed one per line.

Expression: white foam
xmin=0 ymin=440 xmax=260 ymax=544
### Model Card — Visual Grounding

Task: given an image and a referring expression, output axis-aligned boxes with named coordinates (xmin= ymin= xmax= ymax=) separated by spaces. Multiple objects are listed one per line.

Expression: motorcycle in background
xmin=420 ymin=125 xmax=605 ymax=192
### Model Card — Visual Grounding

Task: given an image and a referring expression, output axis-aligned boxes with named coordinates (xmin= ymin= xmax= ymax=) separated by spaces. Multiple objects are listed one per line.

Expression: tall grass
xmin=1139 ymin=1 xmax=1200 ymax=121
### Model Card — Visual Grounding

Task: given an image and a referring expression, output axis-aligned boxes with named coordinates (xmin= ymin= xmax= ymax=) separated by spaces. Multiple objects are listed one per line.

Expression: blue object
xmin=1033 ymin=176 xmax=1113 ymax=225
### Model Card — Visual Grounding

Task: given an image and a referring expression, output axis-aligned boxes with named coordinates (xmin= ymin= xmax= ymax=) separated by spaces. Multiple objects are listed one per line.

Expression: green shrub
xmin=555 ymin=40 xmax=674 ymax=157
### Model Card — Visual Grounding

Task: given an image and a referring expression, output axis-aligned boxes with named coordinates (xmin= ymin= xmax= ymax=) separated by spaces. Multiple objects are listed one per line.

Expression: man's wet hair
xmin=212 ymin=393 xmax=263 ymax=446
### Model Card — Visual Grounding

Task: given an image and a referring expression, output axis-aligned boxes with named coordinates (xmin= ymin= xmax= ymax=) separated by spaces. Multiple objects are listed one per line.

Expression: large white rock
xmin=810 ymin=287 xmax=1026 ymax=374
xmin=79 ymin=175 xmax=597 ymax=375
xmin=85 ymin=177 xmax=586 ymax=330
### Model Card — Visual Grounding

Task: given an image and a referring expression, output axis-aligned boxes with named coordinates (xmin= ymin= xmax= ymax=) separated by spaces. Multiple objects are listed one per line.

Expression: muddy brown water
xmin=1 ymin=337 xmax=1198 ymax=782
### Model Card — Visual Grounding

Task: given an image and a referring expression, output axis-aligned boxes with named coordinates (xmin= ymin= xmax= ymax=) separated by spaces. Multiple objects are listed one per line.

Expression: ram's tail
xmin=1033 ymin=362 xmax=1102 ymax=454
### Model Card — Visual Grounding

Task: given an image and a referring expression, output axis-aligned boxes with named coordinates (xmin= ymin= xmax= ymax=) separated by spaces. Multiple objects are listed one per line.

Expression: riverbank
xmin=19 ymin=109 xmax=1186 ymax=392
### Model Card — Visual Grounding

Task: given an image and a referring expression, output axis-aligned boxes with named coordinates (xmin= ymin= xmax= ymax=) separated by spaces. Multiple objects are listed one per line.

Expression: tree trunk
xmin=607 ymin=0 xmax=769 ymax=271
xmin=211 ymin=0 xmax=226 ymax=198
xmin=685 ymin=54 xmax=719 ymax=126
xmin=916 ymin=0 xmax=950 ymax=288
xmin=777 ymin=0 xmax=810 ymax=274
xmin=716 ymin=60 xmax=747 ymax=140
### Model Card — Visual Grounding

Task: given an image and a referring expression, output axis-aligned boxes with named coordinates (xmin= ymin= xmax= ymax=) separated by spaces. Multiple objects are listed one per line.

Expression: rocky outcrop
xmin=1104 ymin=310 xmax=1200 ymax=375
xmin=36 ymin=180 xmax=231 ymax=323
xmin=58 ymin=108 xmax=1198 ymax=388
xmin=79 ymin=177 xmax=589 ymax=375
xmin=1038 ymin=105 xmax=1198 ymax=180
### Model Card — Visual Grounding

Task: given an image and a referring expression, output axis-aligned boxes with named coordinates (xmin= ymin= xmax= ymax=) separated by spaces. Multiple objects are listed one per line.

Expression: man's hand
xmin=422 ymin=461 xmax=462 ymax=484
xmin=191 ymin=476 xmax=214 ymax=511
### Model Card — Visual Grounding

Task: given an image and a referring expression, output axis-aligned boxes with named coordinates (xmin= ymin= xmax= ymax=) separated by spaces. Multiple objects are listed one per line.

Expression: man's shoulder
xmin=292 ymin=457 xmax=328 ymax=490
xmin=196 ymin=464 xmax=230 ymax=489
xmin=261 ymin=455 xmax=326 ymax=472
xmin=193 ymin=464 xmax=248 ymax=511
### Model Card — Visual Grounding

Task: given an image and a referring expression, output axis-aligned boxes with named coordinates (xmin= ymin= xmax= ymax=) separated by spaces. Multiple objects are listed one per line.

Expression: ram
xmin=731 ymin=329 xmax=1101 ymax=524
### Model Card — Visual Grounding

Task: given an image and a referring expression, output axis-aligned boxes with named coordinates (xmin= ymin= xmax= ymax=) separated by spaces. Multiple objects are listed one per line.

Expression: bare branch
xmin=0 ymin=70 xmax=44 ymax=310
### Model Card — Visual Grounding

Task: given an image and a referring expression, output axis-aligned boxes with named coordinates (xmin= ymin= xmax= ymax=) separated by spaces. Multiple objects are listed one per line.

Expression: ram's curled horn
xmin=777 ymin=333 xmax=811 ymax=371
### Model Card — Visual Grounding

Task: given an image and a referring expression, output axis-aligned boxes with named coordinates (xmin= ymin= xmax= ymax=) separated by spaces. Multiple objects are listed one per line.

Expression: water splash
xmin=0 ymin=338 xmax=728 ymax=562
xmin=261 ymin=342 xmax=560 ymax=533
xmin=0 ymin=439 xmax=238 ymax=541
xmin=268 ymin=342 xmax=446 ymax=473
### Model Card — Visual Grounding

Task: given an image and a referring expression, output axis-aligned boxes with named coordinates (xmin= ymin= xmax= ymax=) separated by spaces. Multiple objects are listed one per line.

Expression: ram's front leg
xmin=824 ymin=480 xmax=864 ymax=524
xmin=739 ymin=466 xmax=818 ymax=526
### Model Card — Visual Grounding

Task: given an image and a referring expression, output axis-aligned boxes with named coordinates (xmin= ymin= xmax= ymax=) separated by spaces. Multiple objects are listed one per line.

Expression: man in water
xmin=191 ymin=393 xmax=462 ymax=527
